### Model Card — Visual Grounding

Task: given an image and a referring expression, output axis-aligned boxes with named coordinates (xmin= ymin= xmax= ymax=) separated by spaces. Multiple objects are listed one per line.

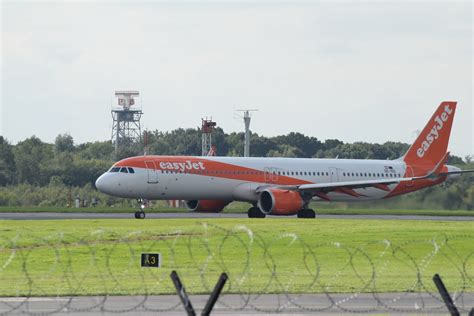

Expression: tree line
xmin=0 ymin=128 xmax=472 ymax=209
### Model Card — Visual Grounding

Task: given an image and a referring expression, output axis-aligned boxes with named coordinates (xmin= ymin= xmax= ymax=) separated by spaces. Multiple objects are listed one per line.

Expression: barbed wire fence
xmin=0 ymin=223 xmax=473 ymax=315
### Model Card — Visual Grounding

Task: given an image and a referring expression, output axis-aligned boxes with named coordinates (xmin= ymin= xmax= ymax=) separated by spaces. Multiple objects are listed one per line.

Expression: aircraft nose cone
xmin=95 ymin=174 xmax=107 ymax=193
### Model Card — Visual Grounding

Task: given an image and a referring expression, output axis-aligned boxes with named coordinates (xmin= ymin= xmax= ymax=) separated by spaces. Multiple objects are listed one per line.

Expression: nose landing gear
xmin=134 ymin=199 xmax=146 ymax=219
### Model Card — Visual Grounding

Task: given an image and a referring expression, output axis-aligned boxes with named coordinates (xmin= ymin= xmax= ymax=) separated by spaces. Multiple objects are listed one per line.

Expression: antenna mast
xmin=236 ymin=109 xmax=258 ymax=157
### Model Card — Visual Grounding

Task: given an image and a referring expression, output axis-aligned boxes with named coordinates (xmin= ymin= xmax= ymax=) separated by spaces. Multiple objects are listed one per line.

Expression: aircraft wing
xmin=296 ymin=177 xmax=409 ymax=191
xmin=255 ymin=173 xmax=442 ymax=200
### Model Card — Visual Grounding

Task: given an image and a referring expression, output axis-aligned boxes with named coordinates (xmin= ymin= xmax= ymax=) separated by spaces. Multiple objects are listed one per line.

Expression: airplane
xmin=95 ymin=101 xmax=473 ymax=219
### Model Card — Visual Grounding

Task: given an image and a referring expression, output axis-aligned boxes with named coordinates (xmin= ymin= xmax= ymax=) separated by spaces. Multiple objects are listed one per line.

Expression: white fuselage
xmin=96 ymin=156 xmax=410 ymax=203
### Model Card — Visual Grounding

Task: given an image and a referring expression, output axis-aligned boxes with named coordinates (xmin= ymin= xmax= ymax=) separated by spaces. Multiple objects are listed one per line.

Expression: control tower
xmin=111 ymin=90 xmax=142 ymax=153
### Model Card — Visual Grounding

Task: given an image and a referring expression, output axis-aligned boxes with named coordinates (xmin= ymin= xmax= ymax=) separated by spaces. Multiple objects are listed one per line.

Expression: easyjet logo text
xmin=159 ymin=161 xmax=206 ymax=172
xmin=417 ymin=104 xmax=453 ymax=158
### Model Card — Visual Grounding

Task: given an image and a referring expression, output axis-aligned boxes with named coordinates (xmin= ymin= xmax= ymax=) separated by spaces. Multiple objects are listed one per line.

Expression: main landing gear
xmin=297 ymin=208 xmax=316 ymax=218
xmin=134 ymin=199 xmax=146 ymax=219
xmin=248 ymin=206 xmax=266 ymax=218
xmin=134 ymin=211 xmax=145 ymax=219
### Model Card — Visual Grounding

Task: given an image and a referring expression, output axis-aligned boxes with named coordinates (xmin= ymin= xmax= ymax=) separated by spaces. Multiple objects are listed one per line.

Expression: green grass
xmin=0 ymin=204 xmax=473 ymax=216
xmin=1 ymin=218 xmax=473 ymax=296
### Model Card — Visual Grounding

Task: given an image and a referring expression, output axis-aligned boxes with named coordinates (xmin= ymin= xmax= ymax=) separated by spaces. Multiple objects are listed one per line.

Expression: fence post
xmin=432 ymin=274 xmax=460 ymax=316
xmin=201 ymin=273 xmax=228 ymax=316
xmin=170 ymin=270 xmax=196 ymax=316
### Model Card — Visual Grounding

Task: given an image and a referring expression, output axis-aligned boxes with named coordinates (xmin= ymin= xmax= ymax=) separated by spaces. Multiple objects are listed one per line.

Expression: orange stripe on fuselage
xmin=115 ymin=156 xmax=313 ymax=186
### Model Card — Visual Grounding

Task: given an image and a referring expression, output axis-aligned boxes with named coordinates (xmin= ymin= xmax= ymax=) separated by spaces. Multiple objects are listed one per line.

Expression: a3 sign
xmin=141 ymin=253 xmax=161 ymax=268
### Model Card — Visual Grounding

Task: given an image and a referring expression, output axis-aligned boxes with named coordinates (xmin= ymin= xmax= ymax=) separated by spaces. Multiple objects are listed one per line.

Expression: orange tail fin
xmin=403 ymin=101 xmax=457 ymax=168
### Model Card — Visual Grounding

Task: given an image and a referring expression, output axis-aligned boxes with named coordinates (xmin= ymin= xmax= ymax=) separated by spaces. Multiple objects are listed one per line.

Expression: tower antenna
xmin=236 ymin=109 xmax=258 ymax=157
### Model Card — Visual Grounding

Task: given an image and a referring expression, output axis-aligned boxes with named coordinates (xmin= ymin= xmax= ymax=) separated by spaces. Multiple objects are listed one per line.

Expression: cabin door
xmin=144 ymin=161 xmax=159 ymax=184
xmin=405 ymin=166 xmax=414 ymax=187
xmin=264 ymin=167 xmax=279 ymax=183
xmin=329 ymin=167 xmax=339 ymax=182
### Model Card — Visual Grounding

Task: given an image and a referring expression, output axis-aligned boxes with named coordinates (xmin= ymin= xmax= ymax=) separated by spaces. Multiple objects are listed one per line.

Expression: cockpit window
xmin=110 ymin=166 xmax=135 ymax=174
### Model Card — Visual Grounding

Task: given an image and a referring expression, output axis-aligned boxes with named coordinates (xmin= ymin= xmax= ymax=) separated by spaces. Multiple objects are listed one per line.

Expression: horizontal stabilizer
xmin=438 ymin=169 xmax=474 ymax=176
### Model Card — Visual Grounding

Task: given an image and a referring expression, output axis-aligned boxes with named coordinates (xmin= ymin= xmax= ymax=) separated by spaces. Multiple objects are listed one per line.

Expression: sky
xmin=1 ymin=1 xmax=473 ymax=157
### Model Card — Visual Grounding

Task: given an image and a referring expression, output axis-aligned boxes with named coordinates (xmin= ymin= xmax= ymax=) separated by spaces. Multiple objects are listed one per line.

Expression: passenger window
xmin=128 ymin=167 xmax=135 ymax=173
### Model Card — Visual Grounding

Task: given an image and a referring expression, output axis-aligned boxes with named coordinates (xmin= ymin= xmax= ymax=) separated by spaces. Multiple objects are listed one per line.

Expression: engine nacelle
xmin=185 ymin=200 xmax=230 ymax=213
xmin=258 ymin=189 xmax=304 ymax=215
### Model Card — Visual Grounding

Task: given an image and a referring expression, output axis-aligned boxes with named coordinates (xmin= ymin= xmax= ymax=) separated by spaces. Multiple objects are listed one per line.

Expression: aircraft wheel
xmin=248 ymin=206 xmax=266 ymax=218
xmin=297 ymin=209 xmax=316 ymax=218
xmin=134 ymin=211 xmax=146 ymax=219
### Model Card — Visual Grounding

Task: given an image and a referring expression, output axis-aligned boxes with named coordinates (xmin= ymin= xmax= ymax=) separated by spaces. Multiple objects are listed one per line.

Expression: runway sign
xmin=141 ymin=253 xmax=161 ymax=268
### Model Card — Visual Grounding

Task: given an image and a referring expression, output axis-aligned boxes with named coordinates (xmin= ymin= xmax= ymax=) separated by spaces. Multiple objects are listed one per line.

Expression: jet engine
xmin=258 ymin=188 xmax=304 ymax=215
xmin=185 ymin=200 xmax=230 ymax=212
